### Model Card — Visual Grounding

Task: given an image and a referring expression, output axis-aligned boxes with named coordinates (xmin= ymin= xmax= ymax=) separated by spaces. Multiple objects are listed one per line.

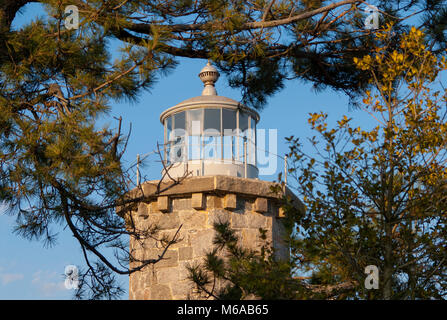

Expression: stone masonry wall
xmin=128 ymin=190 xmax=289 ymax=300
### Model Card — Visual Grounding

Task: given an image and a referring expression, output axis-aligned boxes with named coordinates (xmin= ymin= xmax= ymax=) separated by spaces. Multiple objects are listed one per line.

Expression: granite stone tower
xmin=124 ymin=63 xmax=302 ymax=300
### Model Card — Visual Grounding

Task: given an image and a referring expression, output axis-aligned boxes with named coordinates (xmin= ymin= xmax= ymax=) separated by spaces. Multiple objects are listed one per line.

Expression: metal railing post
xmin=244 ymin=138 xmax=248 ymax=178
xmin=136 ymin=154 xmax=140 ymax=186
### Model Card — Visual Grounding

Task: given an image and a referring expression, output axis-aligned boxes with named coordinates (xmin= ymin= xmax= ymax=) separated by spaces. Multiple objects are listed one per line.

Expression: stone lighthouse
xmin=124 ymin=62 xmax=302 ymax=300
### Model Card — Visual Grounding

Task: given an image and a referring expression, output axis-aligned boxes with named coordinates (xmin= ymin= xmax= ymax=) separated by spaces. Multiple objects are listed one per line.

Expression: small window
xmin=203 ymin=135 xmax=221 ymax=159
xmin=170 ymin=136 xmax=186 ymax=162
xmin=174 ymin=111 xmax=185 ymax=131
xmin=248 ymin=139 xmax=256 ymax=165
xmin=249 ymin=117 xmax=256 ymax=142
xmin=223 ymin=135 xmax=236 ymax=161
xmin=204 ymin=108 xmax=221 ymax=136
xmin=187 ymin=109 xmax=202 ymax=136
xmin=222 ymin=109 xmax=236 ymax=135
xmin=239 ymin=112 xmax=248 ymax=132
xmin=188 ymin=135 xmax=201 ymax=160
xmin=166 ymin=116 xmax=172 ymax=140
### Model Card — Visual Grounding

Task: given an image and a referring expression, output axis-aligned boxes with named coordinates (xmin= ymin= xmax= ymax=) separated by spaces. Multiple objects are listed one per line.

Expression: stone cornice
xmin=118 ymin=175 xmax=304 ymax=214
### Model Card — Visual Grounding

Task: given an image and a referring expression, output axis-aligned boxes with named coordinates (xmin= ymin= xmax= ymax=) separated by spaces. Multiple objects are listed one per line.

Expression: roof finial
xmin=198 ymin=61 xmax=220 ymax=96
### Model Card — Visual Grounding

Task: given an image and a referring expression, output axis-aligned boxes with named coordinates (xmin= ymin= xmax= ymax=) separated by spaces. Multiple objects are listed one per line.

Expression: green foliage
xmin=3 ymin=1 xmax=444 ymax=109
xmin=0 ymin=0 xmax=178 ymax=299
xmin=187 ymin=221 xmax=305 ymax=299
xmin=190 ymin=27 xmax=447 ymax=300
xmin=286 ymin=27 xmax=447 ymax=299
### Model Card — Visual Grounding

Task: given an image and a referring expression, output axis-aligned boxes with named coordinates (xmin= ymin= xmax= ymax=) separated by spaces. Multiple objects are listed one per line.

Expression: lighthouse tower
xmin=159 ymin=61 xmax=259 ymax=180
xmin=124 ymin=62 xmax=302 ymax=300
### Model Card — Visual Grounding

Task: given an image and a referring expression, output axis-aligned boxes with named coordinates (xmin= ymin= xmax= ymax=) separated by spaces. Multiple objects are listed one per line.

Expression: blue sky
xmin=0 ymin=2 xmax=438 ymax=299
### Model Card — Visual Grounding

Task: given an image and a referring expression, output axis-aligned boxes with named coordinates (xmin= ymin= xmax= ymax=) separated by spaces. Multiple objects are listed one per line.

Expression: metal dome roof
xmin=159 ymin=94 xmax=260 ymax=123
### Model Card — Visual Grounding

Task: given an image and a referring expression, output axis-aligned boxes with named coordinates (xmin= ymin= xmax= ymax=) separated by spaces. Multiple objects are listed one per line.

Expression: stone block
xmin=156 ymin=267 xmax=179 ymax=284
xmin=171 ymin=280 xmax=194 ymax=298
xmin=190 ymin=229 xmax=215 ymax=257
xmin=233 ymin=229 xmax=243 ymax=243
xmin=178 ymin=210 xmax=207 ymax=229
xmin=133 ymin=289 xmax=143 ymax=300
xmin=150 ymin=201 xmax=158 ymax=213
xmin=138 ymin=202 xmax=149 ymax=216
xmin=149 ymin=284 xmax=172 ymax=300
xmin=144 ymin=269 xmax=156 ymax=286
xmin=143 ymin=288 xmax=150 ymax=300
xmin=231 ymin=212 xmax=247 ymax=229
xmin=130 ymin=274 xmax=139 ymax=296
xmin=254 ymin=197 xmax=268 ymax=213
xmin=178 ymin=260 xmax=192 ymax=281
xmin=208 ymin=209 xmax=230 ymax=227
xmin=157 ymin=196 xmax=169 ymax=212
xmin=156 ymin=228 xmax=188 ymax=249
xmin=247 ymin=212 xmax=268 ymax=229
xmin=158 ymin=212 xmax=180 ymax=230
xmin=241 ymin=228 xmax=260 ymax=248
xmin=148 ymin=249 xmax=179 ymax=268
xmin=140 ymin=212 xmax=161 ymax=228
xmin=131 ymin=246 xmax=145 ymax=261
xmin=207 ymin=195 xmax=222 ymax=208
xmin=179 ymin=246 xmax=193 ymax=260
xmin=191 ymin=193 xmax=205 ymax=210
xmin=172 ymin=197 xmax=191 ymax=211
xmin=223 ymin=193 xmax=237 ymax=209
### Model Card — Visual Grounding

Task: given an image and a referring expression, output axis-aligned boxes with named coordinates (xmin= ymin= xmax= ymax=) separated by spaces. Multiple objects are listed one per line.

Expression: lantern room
xmin=159 ymin=62 xmax=260 ymax=179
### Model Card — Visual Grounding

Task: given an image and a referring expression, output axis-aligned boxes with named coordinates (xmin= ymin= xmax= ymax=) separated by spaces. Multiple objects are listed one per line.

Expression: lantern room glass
xmin=164 ymin=107 xmax=256 ymax=166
